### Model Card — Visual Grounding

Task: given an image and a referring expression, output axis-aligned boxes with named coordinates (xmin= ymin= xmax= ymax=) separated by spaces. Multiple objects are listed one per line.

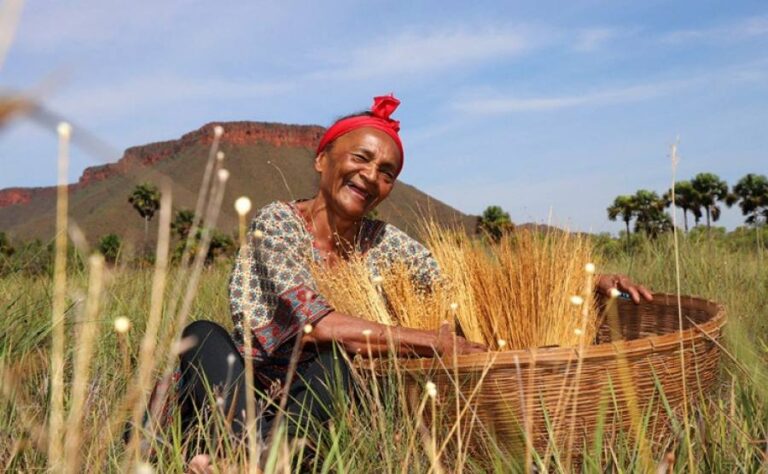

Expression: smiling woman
xmin=171 ymin=95 xmax=487 ymax=470
xmin=139 ymin=94 xmax=653 ymax=473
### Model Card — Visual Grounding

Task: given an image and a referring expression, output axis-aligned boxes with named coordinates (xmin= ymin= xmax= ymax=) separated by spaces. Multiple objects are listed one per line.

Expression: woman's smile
xmin=344 ymin=179 xmax=373 ymax=202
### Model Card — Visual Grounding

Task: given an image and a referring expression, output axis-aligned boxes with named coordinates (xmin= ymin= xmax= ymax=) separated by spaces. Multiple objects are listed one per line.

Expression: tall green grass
xmin=1 ymin=233 xmax=766 ymax=472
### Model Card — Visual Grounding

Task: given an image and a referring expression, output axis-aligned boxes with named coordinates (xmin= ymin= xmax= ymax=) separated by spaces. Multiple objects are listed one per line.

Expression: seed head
xmin=213 ymin=125 xmax=224 ymax=137
xmin=234 ymin=196 xmax=252 ymax=216
xmin=449 ymin=302 xmax=459 ymax=311
xmin=362 ymin=329 xmax=373 ymax=337
xmin=574 ymin=328 xmax=583 ymax=336
xmin=114 ymin=316 xmax=131 ymax=334
xmin=371 ymin=275 xmax=384 ymax=285
xmin=425 ymin=381 xmax=437 ymax=398
xmin=252 ymin=229 xmax=264 ymax=239
xmin=584 ymin=262 xmax=596 ymax=274
xmin=569 ymin=295 xmax=584 ymax=306
xmin=216 ymin=151 xmax=225 ymax=162
xmin=57 ymin=122 xmax=72 ymax=139
xmin=227 ymin=353 xmax=236 ymax=366
xmin=303 ymin=324 xmax=313 ymax=334
xmin=135 ymin=462 xmax=155 ymax=474
xmin=609 ymin=288 xmax=621 ymax=299
xmin=497 ymin=339 xmax=507 ymax=348
xmin=217 ymin=169 xmax=230 ymax=182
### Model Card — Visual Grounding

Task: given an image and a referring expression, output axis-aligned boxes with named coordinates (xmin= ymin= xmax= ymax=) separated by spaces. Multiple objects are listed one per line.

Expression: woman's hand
xmin=435 ymin=321 xmax=487 ymax=356
xmin=595 ymin=274 xmax=653 ymax=304
xmin=186 ymin=454 xmax=213 ymax=474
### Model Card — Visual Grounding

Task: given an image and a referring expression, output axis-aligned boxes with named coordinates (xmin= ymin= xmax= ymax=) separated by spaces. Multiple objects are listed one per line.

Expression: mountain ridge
xmin=0 ymin=121 xmax=475 ymax=246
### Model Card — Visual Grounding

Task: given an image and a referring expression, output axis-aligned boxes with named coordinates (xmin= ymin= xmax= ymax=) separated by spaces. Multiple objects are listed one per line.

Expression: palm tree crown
xmin=128 ymin=182 xmax=161 ymax=238
xmin=731 ymin=173 xmax=768 ymax=225
xmin=691 ymin=172 xmax=728 ymax=229
xmin=607 ymin=195 xmax=636 ymax=238
xmin=664 ymin=180 xmax=702 ymax=232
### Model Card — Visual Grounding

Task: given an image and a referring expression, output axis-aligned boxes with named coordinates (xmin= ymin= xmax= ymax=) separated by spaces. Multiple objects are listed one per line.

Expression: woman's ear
xmin=314 ymin=151 xmax=327 ymax=174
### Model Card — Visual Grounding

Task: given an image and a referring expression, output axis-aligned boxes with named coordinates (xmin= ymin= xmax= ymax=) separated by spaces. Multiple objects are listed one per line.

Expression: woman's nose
xmin=359 ymin=162 xmax=377 ymax=182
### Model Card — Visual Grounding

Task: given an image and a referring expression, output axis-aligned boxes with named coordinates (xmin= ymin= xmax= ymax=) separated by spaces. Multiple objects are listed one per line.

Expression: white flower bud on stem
xmin=426 ymin=381 xmax=437 ymax=398
xmin=234 ymin=196 xmax=252 ymax=216
xmin=113 ymin=316 xmax=131 ymax=334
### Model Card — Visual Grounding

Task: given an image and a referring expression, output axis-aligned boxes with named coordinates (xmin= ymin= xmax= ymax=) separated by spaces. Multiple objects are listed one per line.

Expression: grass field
xmin=1 ymin=232 xmax=767 ymax=472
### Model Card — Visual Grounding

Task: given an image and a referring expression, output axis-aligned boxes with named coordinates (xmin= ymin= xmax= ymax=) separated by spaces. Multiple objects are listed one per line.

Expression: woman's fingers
xmin=626 ymin=284 xmax=641 ymax=304
xmin=437 ymin=320 xmax=452 ymax=337
xmin=456 ymin=336 xmax=488 ymax=354
xmin=436 ymin=325 xmax=488 ymax=355
xmin=187 ymin=454 xmax=212 ymax=474
xmin=597 ymin=274 xmax=653 ymax=304
xmin=616 ymin=275 xmax=653 ymax=304
xmin=638 ymin=284 xmax=654 ymax=302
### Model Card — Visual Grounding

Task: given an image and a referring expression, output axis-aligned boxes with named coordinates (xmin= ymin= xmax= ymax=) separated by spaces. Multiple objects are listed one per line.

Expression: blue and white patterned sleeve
xmin=229 ymin=202 xmax=334 ymax=362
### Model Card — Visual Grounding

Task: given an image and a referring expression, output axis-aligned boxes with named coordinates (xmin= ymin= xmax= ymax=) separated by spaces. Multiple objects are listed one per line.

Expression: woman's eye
xmin=352 ymin=154 xmax=367 ymax=162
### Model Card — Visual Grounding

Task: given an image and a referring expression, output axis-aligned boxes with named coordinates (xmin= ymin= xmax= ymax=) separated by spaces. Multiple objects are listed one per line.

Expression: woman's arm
xmin=302 ymin=311 xmax=486 ymax=357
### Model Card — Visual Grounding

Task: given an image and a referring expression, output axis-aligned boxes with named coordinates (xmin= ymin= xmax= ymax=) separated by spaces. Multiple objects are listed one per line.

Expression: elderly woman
xmin=177 ymin=95 xmax=652 ymax=470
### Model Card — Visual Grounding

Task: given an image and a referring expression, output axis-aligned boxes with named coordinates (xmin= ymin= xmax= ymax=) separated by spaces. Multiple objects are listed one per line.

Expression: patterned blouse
xmin=228 ymin=200 xmax=441 ymax=381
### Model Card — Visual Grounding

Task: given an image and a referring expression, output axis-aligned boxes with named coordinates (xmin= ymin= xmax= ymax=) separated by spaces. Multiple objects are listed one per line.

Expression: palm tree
xmin=97 ymin=234 xmax=122 ymax=264
xmin=664 ymin=180 xmax=702 ymax=233
xmin=477 ymin=205 xmax=514 ymax=242
xmin=632 ymin=189 xmax=672 ymax=238
xmin=691 ymin=172 xmax=728 ymax=229
xmin=607 ymin=195 xmax=636 ymax=242
xmin=731 ymin=173 xmax=768 ymax=226
xmin=128 ymin=182 xmax=161 ymax=239
xmin=172 ymin=209 xmax=195 ymax=240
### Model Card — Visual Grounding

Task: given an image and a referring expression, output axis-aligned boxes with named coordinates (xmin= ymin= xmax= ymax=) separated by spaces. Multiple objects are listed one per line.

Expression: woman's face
xmin=315 ymin=127 xmax=402 ymax=220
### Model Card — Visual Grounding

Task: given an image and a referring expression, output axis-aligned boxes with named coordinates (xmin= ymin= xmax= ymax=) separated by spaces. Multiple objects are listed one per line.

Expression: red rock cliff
xmin=0 ymin=121 xmax=325 ymax=208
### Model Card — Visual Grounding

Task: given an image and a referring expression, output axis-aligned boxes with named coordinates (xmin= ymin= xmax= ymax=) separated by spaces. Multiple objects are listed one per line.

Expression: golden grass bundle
xmin=313 ymin=223 xmax=598 ymax=351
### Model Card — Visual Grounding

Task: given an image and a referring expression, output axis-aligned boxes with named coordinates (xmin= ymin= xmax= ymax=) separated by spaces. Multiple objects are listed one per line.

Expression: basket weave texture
xmin=392 ymin=293 xmax=726 ymax=458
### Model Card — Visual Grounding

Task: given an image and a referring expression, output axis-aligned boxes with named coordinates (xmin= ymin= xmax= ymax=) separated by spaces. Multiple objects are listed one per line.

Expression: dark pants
xmin=178 ymin=320 xmax=350 ymax=444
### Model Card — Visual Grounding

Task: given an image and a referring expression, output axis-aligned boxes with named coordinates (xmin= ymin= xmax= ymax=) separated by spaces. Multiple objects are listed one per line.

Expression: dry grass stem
xmin=126 ymin=183 xmax=172 ymax=466
xmin=63 ymin=254 xmax=105 ymax=474
xmin=48 ymin=121 xmax=71 ymax=472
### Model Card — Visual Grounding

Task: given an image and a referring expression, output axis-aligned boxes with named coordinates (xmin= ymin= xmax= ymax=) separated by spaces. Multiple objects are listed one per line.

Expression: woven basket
xmin=389 ymin=293 xmax=726 ymax=461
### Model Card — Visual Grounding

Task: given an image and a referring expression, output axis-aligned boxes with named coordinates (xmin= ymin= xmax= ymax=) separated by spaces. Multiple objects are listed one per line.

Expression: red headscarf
xmin=316 ymin=94 xmax=404 ymax=174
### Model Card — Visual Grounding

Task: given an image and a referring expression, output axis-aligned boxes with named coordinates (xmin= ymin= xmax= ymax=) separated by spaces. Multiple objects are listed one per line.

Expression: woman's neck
xmin=298 ymin=196 xmax=362 ymax=255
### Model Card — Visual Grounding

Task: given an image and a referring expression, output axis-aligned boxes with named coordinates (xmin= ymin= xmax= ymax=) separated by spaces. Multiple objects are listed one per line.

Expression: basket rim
xmin=389 ymin=292 xmax=726 ymax=372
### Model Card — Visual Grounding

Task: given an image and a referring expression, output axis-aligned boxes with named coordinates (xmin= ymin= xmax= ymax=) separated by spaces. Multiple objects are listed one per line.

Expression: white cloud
xmin=15 ymin=2 xmax=182 ymax=51
xmin=310 ymin=26 xmax=545 ymax=80
xmin=572 ymin=27 xmax=623 ymax=52
xmin=454 ymin=80 xmax=691 ymax=114
xmin=660 ymin=15 xmax=768 ymax=44
xmin=50 ymin=74 xmax=293 ymax=119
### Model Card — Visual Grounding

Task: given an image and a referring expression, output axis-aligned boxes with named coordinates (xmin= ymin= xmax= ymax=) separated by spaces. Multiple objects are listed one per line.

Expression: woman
xmin=179 ymin=95 xmax=653 ymax=471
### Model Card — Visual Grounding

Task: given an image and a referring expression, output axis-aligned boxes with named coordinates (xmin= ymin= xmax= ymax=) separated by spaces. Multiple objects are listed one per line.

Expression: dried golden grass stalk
xmin=313 ymin=223 xmax=598 ymax=351
xmin=312 ymin=256 xmax=449 ymax=330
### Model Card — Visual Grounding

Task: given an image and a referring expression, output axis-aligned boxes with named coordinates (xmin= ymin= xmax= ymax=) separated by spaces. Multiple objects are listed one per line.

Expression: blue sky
xmin=1 ymin=0 xmax=766 ymax=233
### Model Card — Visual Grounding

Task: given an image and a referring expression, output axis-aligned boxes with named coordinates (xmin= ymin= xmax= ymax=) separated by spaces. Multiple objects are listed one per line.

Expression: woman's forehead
xmin=335 ymin=127 xmax=402 ymax=160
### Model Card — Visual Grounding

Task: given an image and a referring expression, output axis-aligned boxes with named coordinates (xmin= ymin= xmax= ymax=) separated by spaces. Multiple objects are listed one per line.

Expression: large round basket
xmin=390 ymin=293 xmax=726 ymax=463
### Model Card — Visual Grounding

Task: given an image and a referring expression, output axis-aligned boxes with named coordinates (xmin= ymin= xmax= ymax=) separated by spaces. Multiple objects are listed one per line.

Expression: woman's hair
xmin=321 ymin=111 xmax=373 ymax=154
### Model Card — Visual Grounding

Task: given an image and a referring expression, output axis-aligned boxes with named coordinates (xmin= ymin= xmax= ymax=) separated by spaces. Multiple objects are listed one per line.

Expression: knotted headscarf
xmin=316 ymin=94 xmax=404 ymax=173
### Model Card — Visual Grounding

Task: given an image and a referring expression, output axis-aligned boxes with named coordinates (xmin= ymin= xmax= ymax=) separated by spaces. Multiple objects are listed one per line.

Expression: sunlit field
xmin=1 ymin=230 xmax=767 ymax=472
